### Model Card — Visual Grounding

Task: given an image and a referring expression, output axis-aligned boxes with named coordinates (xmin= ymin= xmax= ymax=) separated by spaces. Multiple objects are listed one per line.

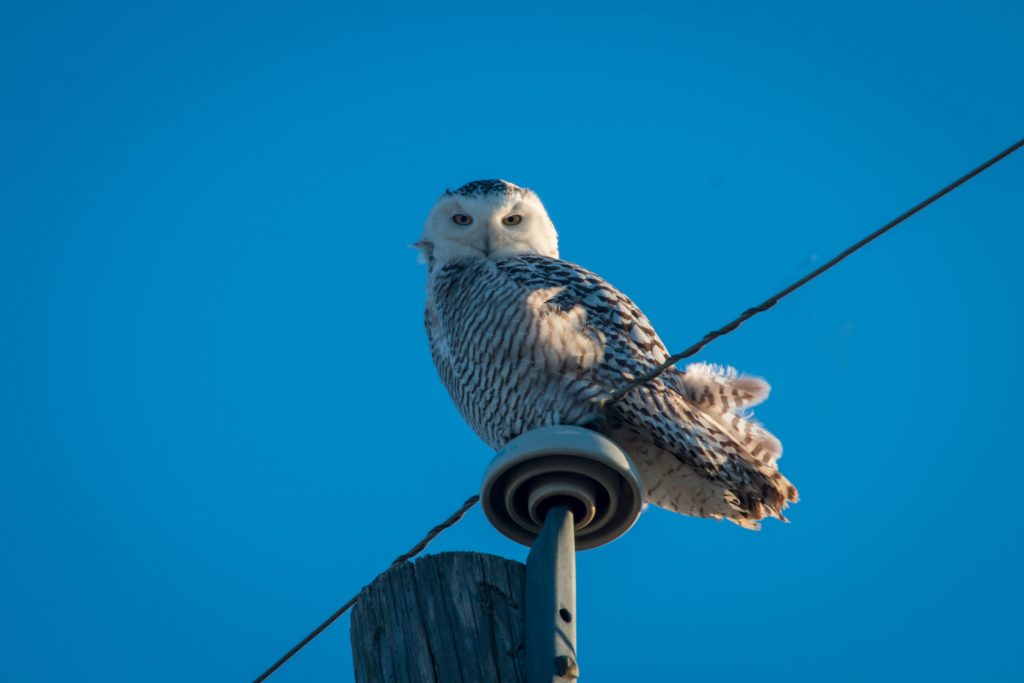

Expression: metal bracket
xmin=526 ymin=506 xmax=578 ymax=682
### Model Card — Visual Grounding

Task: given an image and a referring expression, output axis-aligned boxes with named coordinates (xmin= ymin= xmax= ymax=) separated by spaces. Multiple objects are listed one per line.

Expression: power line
xmin=251 ymin=495 xmax=480 ymax=683
xmin=605 ymin=137 xmax=1024 ymax=404
xmin=251 ymin=136 xmax=1022 ymax=681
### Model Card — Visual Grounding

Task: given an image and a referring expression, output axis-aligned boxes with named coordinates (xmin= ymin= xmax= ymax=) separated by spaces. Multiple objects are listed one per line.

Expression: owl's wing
xmin=493 ymin=256 xmax=797 ymax=522
xmin=492 ymin=255 xmax=674 ymax=376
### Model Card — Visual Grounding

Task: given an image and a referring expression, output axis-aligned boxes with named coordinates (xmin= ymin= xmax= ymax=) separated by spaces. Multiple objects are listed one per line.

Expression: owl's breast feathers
xmin=425 ymin=255 xmax=797 ymax=527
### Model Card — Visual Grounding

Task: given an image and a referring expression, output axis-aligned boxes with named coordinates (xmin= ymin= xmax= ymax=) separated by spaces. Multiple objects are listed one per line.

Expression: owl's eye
xmin=502 ymin=214 xmax=523 ymax=226
xmin=452 ymin=214 xmax=473 ymax=226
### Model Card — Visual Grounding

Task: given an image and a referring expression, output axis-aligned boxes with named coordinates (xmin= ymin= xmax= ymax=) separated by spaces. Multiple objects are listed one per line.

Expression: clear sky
xmin=2 ymin=1 xmax=1022 ymax=681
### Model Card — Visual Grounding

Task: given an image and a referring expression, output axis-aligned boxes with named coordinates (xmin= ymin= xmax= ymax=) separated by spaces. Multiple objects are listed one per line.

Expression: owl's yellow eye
xmin=452 ymin=214 xmax=473 ymax=226
xmin=502 ymin=214 xmax=523 ymax=226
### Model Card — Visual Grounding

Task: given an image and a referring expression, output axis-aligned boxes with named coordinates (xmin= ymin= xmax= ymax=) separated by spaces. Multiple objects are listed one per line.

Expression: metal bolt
xmin=554 ymin=655 xmax=579 ymax=679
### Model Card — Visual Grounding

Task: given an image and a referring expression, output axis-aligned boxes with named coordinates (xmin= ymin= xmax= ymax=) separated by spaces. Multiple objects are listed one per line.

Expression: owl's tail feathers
xmin=678 ymin=362 xmax=783 ymax=466
xmin=729 ymin=465 xmax=799 ymax=530
xmin=679 ymin=362 xmax=770 ymax=411
xmin=612 ymin=374 xmax=798 ymax=530
xmin=619 ymin=411 xmax=799 ymax=530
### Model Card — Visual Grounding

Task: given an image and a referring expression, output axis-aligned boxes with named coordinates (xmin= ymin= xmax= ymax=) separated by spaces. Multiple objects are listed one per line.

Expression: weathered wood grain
xmin=351 ymin=552 xmax=526 ymax=683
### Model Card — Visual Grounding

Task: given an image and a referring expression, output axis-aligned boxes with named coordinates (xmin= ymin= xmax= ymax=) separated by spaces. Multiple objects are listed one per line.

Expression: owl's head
xmin=417 ymin=179 xmax=558 ymax=268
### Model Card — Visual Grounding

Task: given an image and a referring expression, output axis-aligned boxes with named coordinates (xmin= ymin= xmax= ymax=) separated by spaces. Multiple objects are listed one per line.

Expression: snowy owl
xmin=417 ymin=179 xmax=797 ymax=528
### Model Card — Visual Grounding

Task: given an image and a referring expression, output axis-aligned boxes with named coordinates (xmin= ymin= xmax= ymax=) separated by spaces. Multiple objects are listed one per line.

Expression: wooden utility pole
xmin=350 ymin=552 xmax=526 ymax=683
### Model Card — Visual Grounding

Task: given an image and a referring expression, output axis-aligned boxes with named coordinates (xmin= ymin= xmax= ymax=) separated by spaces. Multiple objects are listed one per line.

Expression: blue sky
xmin=2 ymin=1 xmax=1022 ymax=681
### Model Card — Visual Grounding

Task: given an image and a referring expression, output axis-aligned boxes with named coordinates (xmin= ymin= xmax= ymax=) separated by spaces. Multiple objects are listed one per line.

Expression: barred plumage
xmin=418 ymin=179 xmax=797 ymax=528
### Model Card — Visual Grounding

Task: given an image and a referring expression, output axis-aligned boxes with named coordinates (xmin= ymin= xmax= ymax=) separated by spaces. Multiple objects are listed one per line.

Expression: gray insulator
xmin=480 ymin=426 xmax=644 ymax=551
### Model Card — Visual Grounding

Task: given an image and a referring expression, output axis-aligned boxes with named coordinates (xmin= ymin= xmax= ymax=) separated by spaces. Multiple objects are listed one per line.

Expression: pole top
xmin=480 ymin=426 xmax=644 ymax=550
